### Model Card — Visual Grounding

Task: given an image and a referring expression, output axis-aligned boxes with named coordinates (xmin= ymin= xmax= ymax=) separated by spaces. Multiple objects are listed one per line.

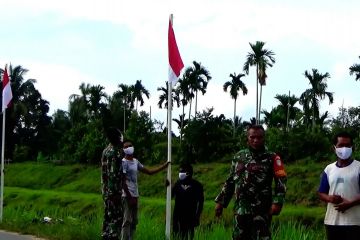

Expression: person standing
xmin=121 ymin=140 xmax=169 ymax=240
xmin=101 ymin=127 xmax=126 ymax=240
xmin=318 ymin=131 xmax=360 ymax=240
xmin=172 ymin=163 xmax=204 ymax=240
xmin=214 ymin=125 xmax=287 ymax=240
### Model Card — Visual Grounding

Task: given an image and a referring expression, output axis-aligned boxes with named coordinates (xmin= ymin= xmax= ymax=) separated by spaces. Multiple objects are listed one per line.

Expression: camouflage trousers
xmin=102 ymin=196 xmax=123 ymax=240
xmin=232 ymin=214 xmax=271 ymax=240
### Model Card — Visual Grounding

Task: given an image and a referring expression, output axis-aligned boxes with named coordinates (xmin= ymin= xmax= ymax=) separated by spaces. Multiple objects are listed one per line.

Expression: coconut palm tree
xmin=243 ymin=41 xmax=275 ymax=124
xmin=175 ymin=77 xmax=192 ymax=139
xmin=349 ymin=56 xmax=360 ymax=81
xmin=299 ymin=69 xmax=333 ymax=130
xmin=113 ymin=84 xmax=134 ymax=132
xmin=184 ymin=61 xmax=211 ymax=118
xmin=157 ymin=82 xmax=180 ymax=109
xmin=132 ymin=80 xmax=150 ymax=111
xmin=274 ymin=94 xmax=300 ymax=130
xmin=223 ymin=73 xmax=248 ymax=136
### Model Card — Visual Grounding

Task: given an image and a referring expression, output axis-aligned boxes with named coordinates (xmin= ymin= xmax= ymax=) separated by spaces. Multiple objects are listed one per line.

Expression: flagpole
xmin=165 ymin=14 xmax=174 ymax=240
xmin=0 ymin=108 xmax=5 ymax=222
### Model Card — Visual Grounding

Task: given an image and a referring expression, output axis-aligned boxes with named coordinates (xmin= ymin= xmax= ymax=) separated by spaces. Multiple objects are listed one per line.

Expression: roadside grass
xmin=4 ymin=159 xmax=329 ymax=205
xmin=0 ymin=187 xmax=325 ymax=239
xmin=1 ymin=160 xmax=329 ymax=239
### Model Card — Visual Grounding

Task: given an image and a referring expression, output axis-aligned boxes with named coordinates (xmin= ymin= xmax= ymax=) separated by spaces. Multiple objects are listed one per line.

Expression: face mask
xmin=179 ymin=172 xmax=187 ymax=180
xmin=335 ymin=147 xmax=352 ymax=160
xmin=124 ymin=146 xmax=134 ymax=155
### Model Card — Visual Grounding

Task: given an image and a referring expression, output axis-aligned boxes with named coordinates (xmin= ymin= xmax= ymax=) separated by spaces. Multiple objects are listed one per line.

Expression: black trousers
xmin=325 ymin=225 xmax=360 ymax=240
xmin=173 ymin=220 xmax=195 ymax=240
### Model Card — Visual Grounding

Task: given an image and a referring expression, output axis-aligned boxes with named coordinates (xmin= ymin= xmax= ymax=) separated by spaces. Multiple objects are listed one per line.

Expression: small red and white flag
xmin=168 ymin=16 xmax=184 ymax=85
xmin=2 ymin=67 xmax=12 ymax=112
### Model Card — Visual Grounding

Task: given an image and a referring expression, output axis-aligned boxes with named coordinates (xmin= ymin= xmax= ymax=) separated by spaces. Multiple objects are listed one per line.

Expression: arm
xmin=332 ymin=172 xmax=360 ymax=212
xmin=196 ymin=183 xmax=204 ymax=219
xmin=317 ymin=171 xmax=343 ymax=205
xmin=214 ymin=160 xmax=236 ymax=217
xmin=139 ymin=161 xmax=169 ymax=175
xmin=271 ymin=155 xmax=287 ymax=215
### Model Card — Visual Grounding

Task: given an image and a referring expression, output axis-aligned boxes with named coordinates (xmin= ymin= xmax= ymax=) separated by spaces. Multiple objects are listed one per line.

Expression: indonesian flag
xmin=168 ymin=16 xmax=184 ymax=85
xmin=2 ymin=67 xmax=12 ymax=112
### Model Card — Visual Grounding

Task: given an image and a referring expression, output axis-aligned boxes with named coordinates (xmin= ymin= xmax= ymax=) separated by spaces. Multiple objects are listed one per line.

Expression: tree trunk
xmin=259 ymin=84 xmax=263 ymax=123
xmin=233 ymin=98 xmax=237 ymax=137
xmin=195 ymin=91 xmax=198 ymax=119
xmin=188 ymin=98 xmax=192 ymax=120
xmin=180 ymin=105 xmax=185 ymax=144
xmin=256 ymin=64 xmax=259 ymax=124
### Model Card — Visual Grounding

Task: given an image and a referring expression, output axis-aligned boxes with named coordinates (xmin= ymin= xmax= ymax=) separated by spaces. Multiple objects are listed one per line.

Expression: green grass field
xmin=0 ymin=160 xmax=329 ymax=239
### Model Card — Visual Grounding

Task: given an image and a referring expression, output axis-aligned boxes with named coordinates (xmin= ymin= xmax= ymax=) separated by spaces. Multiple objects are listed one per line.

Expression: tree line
xmin=1 ymin=42 xmax=360 ymax=165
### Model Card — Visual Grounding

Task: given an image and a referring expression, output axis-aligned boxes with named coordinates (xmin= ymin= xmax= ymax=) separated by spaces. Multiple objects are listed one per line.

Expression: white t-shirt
xmin=122 ymin=158 xmax=144 ymax=197
xmin=319 ymin=160 xmax=360 ymax=225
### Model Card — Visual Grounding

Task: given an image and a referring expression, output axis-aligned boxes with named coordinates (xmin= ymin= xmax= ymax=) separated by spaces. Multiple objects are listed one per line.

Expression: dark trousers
xmin=173 ymin=220 xmax=195 ymax=240
xmin=325 ymin=225 xmax=360 ymax=240
xmin=233 ymin=214 xmax=271 ymax=240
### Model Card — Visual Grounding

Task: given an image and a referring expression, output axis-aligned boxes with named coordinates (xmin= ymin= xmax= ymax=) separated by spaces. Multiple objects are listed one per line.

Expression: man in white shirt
xmin=318 ymin=131 xmax=360 ymax=240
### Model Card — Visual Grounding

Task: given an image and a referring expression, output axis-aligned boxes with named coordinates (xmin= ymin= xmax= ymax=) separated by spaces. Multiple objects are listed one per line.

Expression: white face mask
xmin=179 ymin=172 xmax=188 ymax=180
xmin=124 ymin=146 xmax=134 ymax=155
xmin=335 ymin=147 xmax=352 ymax=160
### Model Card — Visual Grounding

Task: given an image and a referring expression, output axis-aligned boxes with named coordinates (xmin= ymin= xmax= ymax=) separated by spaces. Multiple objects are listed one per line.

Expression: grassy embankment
xmin=0 ymin=159 xmax=328 ymax=239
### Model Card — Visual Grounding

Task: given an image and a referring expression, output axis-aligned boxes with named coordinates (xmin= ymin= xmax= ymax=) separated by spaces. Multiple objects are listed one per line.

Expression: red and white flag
xmin=2 ymin=67 xmax=12 ymax=112
xmin=168 ymin=16 xmax=184 ymax=85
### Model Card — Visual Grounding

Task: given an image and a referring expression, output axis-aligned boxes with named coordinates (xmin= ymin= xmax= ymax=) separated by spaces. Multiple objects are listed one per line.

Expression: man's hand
xmin=329 ymin=194 xmax=343 ymax=204
xmin=215 ymin=203 xmax=223 ymax=217
xmin=270 ymin=204 xmax=282 ymax=215
xmin=335 ymin=198 xmax=353 ymax=213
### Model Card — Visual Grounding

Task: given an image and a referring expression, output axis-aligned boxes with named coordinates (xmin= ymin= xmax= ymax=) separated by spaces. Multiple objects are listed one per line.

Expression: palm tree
xmin=223 ymin=73 xmax=248 ymax=136
xmin=299 ymin=69 xmax=333 ymax=130
xmin=132 ymin=80 xmax=150 ymax=111
xmin=157 ymin=82 xmax=180 ymax=134
xmin=184 ymin=61 xmax=212 ymax=118
xmin=349 ymin=56 xmax=360 ymax=81
xmin=157 ymin=82 xmax=180 ymax=109
xmin=176 ymin=77 xmax=191 ymax=138
xmin=243 ymin=41 xmax=275 ymax=124
xmin=274 ymin=94 xmax=300 ymax=130
xmin=113 ymin=84 xmax=133 ymax=132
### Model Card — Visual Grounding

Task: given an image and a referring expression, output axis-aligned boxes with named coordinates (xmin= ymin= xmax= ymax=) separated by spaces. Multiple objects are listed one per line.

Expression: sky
xmin=1 ymin=0 xmax=360 ymax=131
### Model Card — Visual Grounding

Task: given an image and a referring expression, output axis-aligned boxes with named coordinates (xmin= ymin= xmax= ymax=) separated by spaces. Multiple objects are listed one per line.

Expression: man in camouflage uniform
xmin=215 ymin=125 xmax=287 ymax=240
xmin=101 ymin=127 xmax=125 ymax=240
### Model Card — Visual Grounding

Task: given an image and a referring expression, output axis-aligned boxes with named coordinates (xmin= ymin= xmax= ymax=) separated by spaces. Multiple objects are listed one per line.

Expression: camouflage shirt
xmin=101 ymin=144 xmax=124 ymax=198
xmin=215 ymin=147 xmax=287 ymax=215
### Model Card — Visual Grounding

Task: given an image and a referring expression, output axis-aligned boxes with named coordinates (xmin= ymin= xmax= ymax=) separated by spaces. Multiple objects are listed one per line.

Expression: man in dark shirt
xmin=172 ymin=163 xmax=204 ymax=240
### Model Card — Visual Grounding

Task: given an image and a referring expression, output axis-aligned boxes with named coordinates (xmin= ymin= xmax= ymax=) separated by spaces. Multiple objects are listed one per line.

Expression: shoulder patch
xmin=273 ymin=154 xmax=286 ymax=177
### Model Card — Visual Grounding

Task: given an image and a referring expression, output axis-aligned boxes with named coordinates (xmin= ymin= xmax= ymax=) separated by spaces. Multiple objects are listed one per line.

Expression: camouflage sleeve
xmin=214 ymin=160 xmax=236 ymax=208
xmin=272 ymin=154 xmax=287 ymax=205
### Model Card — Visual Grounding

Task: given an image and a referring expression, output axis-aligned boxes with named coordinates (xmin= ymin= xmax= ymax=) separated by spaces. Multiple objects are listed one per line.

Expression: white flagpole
xmin=165 ymin=14 xmax=174 ymax=240
xmin=0 ymin=109 xmax=6 ymax=222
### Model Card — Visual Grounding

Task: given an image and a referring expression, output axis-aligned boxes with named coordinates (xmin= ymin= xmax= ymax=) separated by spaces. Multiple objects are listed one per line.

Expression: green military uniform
xmin=101 ymin=144 xmax=124 ymax=240
xmin=215 ymin=147 xmax=287 ymax=240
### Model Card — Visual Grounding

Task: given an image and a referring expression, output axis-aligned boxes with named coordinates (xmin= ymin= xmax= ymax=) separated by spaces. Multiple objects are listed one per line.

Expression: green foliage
xmin=181 ymin=108 xmax=237 ymax=163
xmin=57 ymin=120 xmax=106 ymax=164
xmin=266 ymin=127 xmax=332 ymax=162
xmin=125 ymin=111 xmax=155 ymax=163
xmin=13 ymin=145 xmax=32 ymax=162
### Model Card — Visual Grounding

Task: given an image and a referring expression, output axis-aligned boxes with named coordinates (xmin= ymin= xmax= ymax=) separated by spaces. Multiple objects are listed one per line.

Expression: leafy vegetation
xmin=0 ymin=160 xmax=329 ymax=239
